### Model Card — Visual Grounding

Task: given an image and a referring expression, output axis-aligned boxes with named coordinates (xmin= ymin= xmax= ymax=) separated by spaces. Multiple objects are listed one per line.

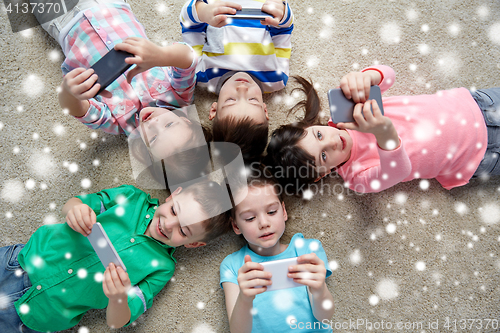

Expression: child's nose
xmin=258 ymin=217 xmax=271 ymax=229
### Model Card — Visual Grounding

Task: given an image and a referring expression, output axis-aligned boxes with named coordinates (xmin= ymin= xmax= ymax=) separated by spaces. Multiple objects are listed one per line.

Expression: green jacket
xmin=16 ymin=185 xmax=176 ymax=331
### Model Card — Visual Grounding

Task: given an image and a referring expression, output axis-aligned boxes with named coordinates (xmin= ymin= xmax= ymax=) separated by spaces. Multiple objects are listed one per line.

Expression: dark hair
xmin=182 ymin=180 xmax=233 ymax=242
xmin=229 ymin=162 xmax=283 ymax=222
xmin=212 ymin=115 xmax=268 ymax=164
xmin=263 ymin=76 xmax=325 ymax=195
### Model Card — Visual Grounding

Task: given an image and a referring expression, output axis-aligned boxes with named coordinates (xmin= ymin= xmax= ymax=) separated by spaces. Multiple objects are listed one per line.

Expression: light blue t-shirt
xmin=220 ymin=233 xmax=333 ymax=333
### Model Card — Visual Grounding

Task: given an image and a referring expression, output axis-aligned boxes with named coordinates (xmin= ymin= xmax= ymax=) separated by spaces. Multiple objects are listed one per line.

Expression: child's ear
xmin=184 ymin=241 xmax=206 ymax=248
xmin=209 ymin=102 xmax=218 ymax=121
xmin=166 ymin=187 xmax=183 ymax=202
xmin=281 ymin=202 xmax=288 ymax=222
xmin=231 ymin=217 xmax=242 ymax=235
xmin=263 ymin=103 xmax=269 ymax=120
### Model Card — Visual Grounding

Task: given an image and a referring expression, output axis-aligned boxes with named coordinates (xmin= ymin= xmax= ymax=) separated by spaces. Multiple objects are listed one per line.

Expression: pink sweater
xmin=333 ymin=65 xmax=488 ymax=193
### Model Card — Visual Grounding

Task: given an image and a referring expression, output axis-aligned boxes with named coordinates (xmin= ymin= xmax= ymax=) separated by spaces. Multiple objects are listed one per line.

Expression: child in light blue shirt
xmin=220 ymin=165 xmax=335 ymax=332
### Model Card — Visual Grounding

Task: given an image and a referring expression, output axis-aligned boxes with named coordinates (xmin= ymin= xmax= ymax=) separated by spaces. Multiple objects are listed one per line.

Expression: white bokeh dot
xmin=415 ymin=261 xmax=426 ymax=271
xmin=77 ymin=268 xmax=88 ymax=279
xmin=81 ymin=179 xmax=91 ymax=189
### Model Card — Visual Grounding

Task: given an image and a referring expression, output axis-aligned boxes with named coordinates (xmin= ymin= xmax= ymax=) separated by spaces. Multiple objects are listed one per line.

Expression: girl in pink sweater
xmin=264 ymin=65 xmax=499 ymax=193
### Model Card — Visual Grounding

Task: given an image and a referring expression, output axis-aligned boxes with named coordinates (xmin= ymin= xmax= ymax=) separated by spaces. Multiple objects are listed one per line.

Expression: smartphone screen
xmin=257 ymin=257 xmax=302 ymax=292
xmin=328 ymin=85 xmax=384 ymax=123
xmin=90 ymin=49 xmax=133 ymax=97
xmin=87 ymin=222 xmax=127 ymax=271
xmin=229 ymin=8 xmax=273 ymax=20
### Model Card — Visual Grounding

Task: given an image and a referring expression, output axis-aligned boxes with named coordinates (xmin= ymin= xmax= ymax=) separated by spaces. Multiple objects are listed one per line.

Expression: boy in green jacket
xmin=0 ymin=182 xmax=230 ymax=332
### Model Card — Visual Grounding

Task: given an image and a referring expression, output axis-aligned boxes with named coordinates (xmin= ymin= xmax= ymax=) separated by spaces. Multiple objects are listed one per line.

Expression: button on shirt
xmin=16 ymin=185 xmax=176 ymax=332
xmin=61 ymin=3 xmax=197 ymax=136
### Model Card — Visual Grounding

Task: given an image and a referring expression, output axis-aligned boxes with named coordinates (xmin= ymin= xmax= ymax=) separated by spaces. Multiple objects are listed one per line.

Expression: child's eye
xmin=171 ymin=206 xmax=177 ymax=216
xmin=321 ymin=151 xmax=327 ymax=162
xmin=226 ymin=97 xmax=235 ymax=102
xmin=149 ymin=135 xmax=157 ymax=144
xmin=165 ymin=122 xmax=174 ymax=128
xmin=250 ymin=97 xmax=258 ymax=101
xmin=179 ymin=228 xmax=187 ymax=237
xmin=245 ymin=217 xmax=255 ymax=222
xmin=268 ymin=210 xmax=277 ymax=215
xmin=317 ymin=131 xmax=323 ymax=140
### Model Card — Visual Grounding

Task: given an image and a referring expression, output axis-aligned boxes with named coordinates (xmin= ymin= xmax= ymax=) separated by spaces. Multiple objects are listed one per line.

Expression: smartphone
xmin=87 ymin=222 xmax=127 ymax=271
xmin=327 ymin=85 xmax=384 ymax=124
xmin=256 ymin=257 xmax=302 ymax=292
xmin=90 ymin=48 xmax=133 ymax=97
xmin=228 ymin=8 xmax=273 ymax=20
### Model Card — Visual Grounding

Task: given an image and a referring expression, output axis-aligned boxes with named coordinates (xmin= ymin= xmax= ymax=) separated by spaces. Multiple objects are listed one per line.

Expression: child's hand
xmin=61 ymin=68 xmax=112 ymax=100
xmin=339 ymin=71 xmax=373 ymax=104
xmin=65 ymin=203 xmax=96 ymax=236
xmin=288 ymin=253 xmax=327 ymax=293
xmin=261 ymin=0 xmax=286 ymax=26
xmin=237 ymin=255 xmax=272 ymax=301
xmin=103 ymin=263 xmax=131 ymax=302
xmin=196 ymin=1 xmax=242 ymax=28
xmin=114 ymin=37 xmax=165 ymax=84
xmin=337 ymin=100 xmax=400 ymax=150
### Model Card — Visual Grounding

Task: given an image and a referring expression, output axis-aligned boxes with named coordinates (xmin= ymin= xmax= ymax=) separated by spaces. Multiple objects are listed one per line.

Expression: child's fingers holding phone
xmin=197 ymin=1 xmax=242 ymax=27
xmin=261 ymin=0 xmax=285 ymax=26
xmin=237 ymin=255 xmax=272 ymax=299
xmin=65 ymin=204 xmax=96 ymax=236
xmin=103 ymin=263 xmax=131 ymax=301
xmin=288 ymin=253 xmax=326 ymax=292
xmin=63 ymin=68 xmax=102 ymax=100
xmin=339 ymin=71 xmax=372 ymax=104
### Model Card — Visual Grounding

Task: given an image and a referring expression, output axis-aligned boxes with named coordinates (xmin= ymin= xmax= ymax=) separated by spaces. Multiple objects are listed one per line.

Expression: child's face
xmin=232 ymin=184 xmax=287 ymax=252
xmin=298 ymin=125 xmax=353 ymax=177
xmin=138 ymin=107 xmax=194 ymax=160
xmin=145 ymin=188 xmax=208 ymax=248
xmin=209 ymin=72 xmax=269 ymax=123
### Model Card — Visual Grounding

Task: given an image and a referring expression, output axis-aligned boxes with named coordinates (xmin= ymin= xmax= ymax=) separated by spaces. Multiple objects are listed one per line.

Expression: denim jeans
xmin=471 ymin=88 xmax=500 ymax=177
xmin=0 ymin=244 xmax=40 ymax=333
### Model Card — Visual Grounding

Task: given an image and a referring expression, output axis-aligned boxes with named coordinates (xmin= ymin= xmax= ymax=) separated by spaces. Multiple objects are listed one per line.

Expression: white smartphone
xmin=228 ymin=8 xmax=273 ymax=20
xmin=87 ymin=222 xmax=127 ymax=272
xmin=256 ymin=257 xmax=302 ymax=292
xmin=327 ymin=85 xmax=384 ymax=124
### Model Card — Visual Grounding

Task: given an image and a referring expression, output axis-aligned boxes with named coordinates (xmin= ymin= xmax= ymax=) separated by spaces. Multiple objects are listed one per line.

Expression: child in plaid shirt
xmin=33 ymin=0 xmax=205 ymax=162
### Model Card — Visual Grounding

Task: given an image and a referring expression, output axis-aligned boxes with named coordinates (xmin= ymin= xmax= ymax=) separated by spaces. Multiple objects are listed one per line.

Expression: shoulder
xmin=289 ymin=233 xmax=326 ymax=255
xmin=221 ymin=246 xmax=247 ymax=268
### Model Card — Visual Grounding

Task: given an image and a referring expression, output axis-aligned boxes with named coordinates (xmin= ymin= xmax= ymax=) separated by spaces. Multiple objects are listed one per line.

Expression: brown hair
xmin=228 ymin=162 xmax=283 ymax=222
xmin=263 ymin=76 xmax=325 ymax=196
xmin=212 ymin=115 xmax=268 ymax=164
xmin=182 ymin=180 xmax=233 ymax=242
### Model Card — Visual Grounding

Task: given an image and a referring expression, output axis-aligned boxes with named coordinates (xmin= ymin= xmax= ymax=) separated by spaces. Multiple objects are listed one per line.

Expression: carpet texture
xmin=1 ymin=0 xmax=500 ymax=332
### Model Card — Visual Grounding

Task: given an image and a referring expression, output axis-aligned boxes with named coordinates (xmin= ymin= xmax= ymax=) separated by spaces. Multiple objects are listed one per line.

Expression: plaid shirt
xmin=61 ymin=3 xmax=197 ymax=135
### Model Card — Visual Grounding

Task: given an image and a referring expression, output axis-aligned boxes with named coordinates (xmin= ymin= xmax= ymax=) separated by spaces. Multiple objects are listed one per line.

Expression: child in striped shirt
xmin=180 ymin=0 xmax=295 ymax=162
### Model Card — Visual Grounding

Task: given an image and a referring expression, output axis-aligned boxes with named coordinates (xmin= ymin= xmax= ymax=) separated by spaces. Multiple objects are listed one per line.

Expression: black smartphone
xmin=228 ymin=8 xmax=273 ymax=20
xmin=327 ymin=85 xmax=384 ymax=123
xmin=90 ymin=48 xmax=133 ymax=97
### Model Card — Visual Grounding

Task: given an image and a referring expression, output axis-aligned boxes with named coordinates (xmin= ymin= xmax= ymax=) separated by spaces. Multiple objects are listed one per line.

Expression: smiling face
xmin=144 ymin=188 xmax=209 ymax=248
xmin=298 ymin=125 xmax=353 ymax=177
xmin=232 ymin=184 xmax=287 ymax=256
xmin=209 ymin=72 xmax=269 ymax=124
xmin=138 ymin=107 xmax=194 ymax=161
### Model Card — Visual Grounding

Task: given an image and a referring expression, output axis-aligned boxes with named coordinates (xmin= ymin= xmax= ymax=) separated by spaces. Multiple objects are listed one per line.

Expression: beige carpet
xmin=1 ymin=0 xmax=500 ymax=332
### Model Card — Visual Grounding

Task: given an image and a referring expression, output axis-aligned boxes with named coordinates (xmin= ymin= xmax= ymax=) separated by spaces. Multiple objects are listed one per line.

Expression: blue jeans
xmin=471 ymin=88 xmax=500 ymax=177
xmin=0 ymin=245 xmax=39 ymax=333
